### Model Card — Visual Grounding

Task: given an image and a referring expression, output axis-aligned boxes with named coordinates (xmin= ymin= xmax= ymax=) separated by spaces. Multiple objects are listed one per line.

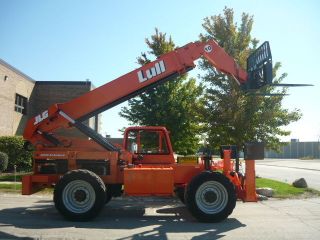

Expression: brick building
xmin=0 ymin=58 xmax=100 ymax=138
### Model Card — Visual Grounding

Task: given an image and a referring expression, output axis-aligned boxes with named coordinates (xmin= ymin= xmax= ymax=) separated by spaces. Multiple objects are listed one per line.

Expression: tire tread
xmin=185 ymin=171 xmax=236 ymax=222
xmin=53 ymin=169 xmax=106 ymax=221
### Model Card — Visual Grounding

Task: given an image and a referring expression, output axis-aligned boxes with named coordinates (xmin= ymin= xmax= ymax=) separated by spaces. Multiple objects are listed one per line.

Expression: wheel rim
xmin=195 ymin=180 xmax=228 ymax=214
xmin=62 ymin=180 xmax=96 ymax=214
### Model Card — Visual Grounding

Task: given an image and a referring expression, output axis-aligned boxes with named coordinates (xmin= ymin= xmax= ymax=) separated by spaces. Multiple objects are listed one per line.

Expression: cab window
xmin=126 ymin=130 xmax=169 ymax=154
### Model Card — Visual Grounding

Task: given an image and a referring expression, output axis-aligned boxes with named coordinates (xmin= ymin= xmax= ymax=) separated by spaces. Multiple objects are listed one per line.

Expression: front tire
xmin=54 ymin=169 xmax=106 ymax=221
xmin=185 ymin=171 xmax=236 ymax=222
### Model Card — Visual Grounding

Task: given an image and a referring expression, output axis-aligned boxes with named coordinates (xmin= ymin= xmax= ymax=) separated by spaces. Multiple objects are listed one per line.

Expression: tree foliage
xmin=0 ymin=151 xmax=8 ymax=172
xmin=0 ymin=136 xmax=32 ymax=171
xmin=120 ymin=29 xmax=203 ymax=155
xmin=199 ymin=7 xmax=301 ymax=151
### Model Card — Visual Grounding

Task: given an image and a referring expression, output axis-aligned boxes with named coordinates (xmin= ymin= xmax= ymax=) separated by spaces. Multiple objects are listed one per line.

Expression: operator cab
xmin=123 ymin=126 xmax=175 ymax=164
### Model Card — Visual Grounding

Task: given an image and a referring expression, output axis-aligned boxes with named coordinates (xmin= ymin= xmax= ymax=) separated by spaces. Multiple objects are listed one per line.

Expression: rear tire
xmin=175 ymin=187 xmax=185 ymax=204
xmin=105 ymin=184 xmax=123 ymax=204
xmin=185 ymin=171 xmax=236 ymax=222
xmin=54 ymin=169 xmax=106 ymax=221
xmin=105 ymin=188 xmax=112 ymax=204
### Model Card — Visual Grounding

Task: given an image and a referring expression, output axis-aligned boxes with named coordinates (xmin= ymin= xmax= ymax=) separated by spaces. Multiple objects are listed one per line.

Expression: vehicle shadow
xmin=0 ymin=198 xmax=246 ymax=239
xmin=0 ymin=231 xmax=33 ymax=240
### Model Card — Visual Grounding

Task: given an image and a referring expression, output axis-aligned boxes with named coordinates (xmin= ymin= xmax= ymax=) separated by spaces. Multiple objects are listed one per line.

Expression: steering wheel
xmin=137 ymin=154 xmax=144 ymax=161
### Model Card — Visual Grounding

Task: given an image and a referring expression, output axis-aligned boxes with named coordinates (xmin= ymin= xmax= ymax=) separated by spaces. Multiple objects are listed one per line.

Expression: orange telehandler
xmin=22 ymin=39 xmax=273 ymax=222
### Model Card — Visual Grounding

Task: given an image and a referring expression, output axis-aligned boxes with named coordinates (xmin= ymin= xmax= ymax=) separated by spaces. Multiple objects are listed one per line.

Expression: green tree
xmin=0 ymin=136 xmax=32 ymax=171
xmin=199 ymin=7 xmax=301 ymax=151
xmin=0 ymin=151 xmax=8 ymax=172
xmin=120 ymin=29 xmax=203 ymax=155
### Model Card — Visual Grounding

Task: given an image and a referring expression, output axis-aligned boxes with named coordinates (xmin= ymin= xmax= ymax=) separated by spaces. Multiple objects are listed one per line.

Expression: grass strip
xmin=0 ymin=172 xmax=31 ymax=181
xmin=256 ymin=177 xmax=320 ymax=198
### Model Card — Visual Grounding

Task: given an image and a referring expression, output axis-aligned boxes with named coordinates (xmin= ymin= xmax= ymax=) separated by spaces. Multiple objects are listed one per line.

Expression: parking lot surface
xmin=0 ymin=193 xmax=319 ymax=240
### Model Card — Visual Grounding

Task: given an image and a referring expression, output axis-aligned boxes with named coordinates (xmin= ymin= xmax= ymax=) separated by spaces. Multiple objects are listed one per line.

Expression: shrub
xmin=0 ymin=151 xmax=9 ymax=172
xmin=0 ymin=136 xmax=32 ymax=172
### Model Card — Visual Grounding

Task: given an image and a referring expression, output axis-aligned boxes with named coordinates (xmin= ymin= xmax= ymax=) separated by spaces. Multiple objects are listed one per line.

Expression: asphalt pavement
xmin=255 ymin=159 xmax=320 ymax=190
xmin=0 ymin=193 xmax=319 ymax=240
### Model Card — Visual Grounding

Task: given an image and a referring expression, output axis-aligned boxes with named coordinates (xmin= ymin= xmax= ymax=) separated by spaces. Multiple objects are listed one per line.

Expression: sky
xmin=0 ymin=0 xmax=319 ymax=141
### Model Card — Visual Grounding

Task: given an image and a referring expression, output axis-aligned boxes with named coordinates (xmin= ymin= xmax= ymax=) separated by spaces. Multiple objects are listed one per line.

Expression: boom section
xmin=24 ymin=40 xmax=247 ymax=143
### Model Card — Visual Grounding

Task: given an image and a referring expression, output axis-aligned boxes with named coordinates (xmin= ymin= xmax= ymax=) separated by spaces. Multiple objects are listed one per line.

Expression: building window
xmin=15 ymin=94 xmax=27 ymax=114
xmin=4 ymin=75 xmax=8 ymax=81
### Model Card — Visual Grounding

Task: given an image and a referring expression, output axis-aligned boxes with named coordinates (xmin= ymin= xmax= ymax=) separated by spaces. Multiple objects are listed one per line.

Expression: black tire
xmin=105 ymin=184 xmax=123 ymax=204
xmin=175 ymin=187 xmax=185 ymax=204
xmin=185 ymin=171 xmax=236 ymax=223
xmin=105 ymin=188 xmax=112 ymax=204
xmin=54 ymin=169 xmax=106 ymax=221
